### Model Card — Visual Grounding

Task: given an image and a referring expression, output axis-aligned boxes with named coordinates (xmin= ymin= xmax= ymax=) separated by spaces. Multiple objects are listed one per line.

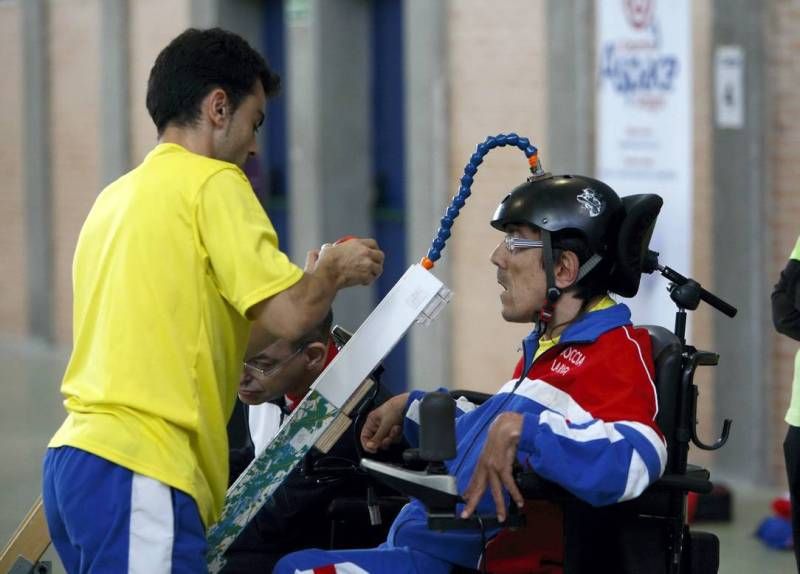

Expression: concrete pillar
xmin=49 ymin=0 xmax=104 ymax=344
xmin=190 ymin=0 xmax=217 ymax=27
xmin=128 ymin=0 xmax=190 ymax=165
xmin=287 ymin=0 xmax=373 ymax=328
xmin=0 ymin=1 xmax=28 ymax=337
xmin=546 ymin=0 xmax=594 ymax=175
xmin=447 ymin=0 xmax=549 ymax=394
xmin=101 ymin=0 xmax=131 ymax=185
xmin=21 ymin=0 xmax=53 ymax=342
xmin=711 ymin=0 xmax=770 ymax=482
xmin=404 ymin=0 xmax=452 ymax=391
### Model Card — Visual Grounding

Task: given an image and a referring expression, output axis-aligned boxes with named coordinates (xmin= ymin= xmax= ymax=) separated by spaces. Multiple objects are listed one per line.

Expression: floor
xmin=706 ymin=483 xmax=796 ymax=573
xmin=0 ymin=338 xmax=795 ymax=573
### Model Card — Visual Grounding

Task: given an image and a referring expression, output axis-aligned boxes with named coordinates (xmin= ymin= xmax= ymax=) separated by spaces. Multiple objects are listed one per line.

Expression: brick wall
xmin=690 ymin=0 xmax=715 ymax=471
xmin=448 ymin=0 xmax=548 ymax=393
xmin=49 ymin=0 xmax=103 ymax=344
xmin=48 ymin=0 xmax=188 ymax=345
xmin=129 ymin=0 xmax=189 ymax=165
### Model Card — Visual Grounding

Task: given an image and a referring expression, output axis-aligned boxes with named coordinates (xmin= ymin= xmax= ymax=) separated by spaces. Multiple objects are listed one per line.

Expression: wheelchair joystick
xmin=361 ymin=392 xmax=525 ymax=531
xmin=360 ymin=393 xmax=462 ymax=520
xmin=419 ymin=392 xmax=457 ymax=475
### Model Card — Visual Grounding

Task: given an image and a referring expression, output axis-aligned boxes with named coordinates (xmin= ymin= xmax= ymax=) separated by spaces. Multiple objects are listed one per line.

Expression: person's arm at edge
xmin=772 ymin=258 xmax=800 ymax=341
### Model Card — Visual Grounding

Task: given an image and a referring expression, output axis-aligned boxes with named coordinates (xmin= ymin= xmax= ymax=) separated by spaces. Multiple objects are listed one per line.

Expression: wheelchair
xmin=360 ymin=193 xmax=737 ymax=573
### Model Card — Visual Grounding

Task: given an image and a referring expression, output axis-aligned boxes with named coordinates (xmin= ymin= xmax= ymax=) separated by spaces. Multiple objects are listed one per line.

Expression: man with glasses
xmin=223 ymin=310 xmax=396 ymax=573
xmin=275 ymin=175 xmax=667 ymax=574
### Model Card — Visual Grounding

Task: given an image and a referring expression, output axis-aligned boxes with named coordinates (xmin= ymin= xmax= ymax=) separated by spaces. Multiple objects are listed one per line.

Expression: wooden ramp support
xmin=0 ymin=496 xmax=51 ymax=573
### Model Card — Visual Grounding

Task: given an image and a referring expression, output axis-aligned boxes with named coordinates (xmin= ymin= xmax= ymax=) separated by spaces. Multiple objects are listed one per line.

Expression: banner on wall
xmin=596 ymin=0 xmax=693 ymax=332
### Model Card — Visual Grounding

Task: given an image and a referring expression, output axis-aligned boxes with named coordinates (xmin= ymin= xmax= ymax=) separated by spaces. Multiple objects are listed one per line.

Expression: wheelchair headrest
xmin=608 ymin=194 xmax=663 ymax=297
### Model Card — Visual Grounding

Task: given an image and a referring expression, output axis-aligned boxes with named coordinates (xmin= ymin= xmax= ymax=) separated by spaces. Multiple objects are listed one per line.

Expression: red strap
xmin=483 ymin=501 xmax=564 ymax=573
xmin=323 ymin=337 xmax=339 ymax=366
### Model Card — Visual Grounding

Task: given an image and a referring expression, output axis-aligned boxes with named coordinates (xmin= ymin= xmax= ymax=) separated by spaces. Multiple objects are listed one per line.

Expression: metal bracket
xmin=8 ymin=557 xmax=51 ymax=574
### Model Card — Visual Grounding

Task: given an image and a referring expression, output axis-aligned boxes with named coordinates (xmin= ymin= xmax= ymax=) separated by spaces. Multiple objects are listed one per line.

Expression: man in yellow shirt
xmin=41 ymin=27 xmax=384 ymax=574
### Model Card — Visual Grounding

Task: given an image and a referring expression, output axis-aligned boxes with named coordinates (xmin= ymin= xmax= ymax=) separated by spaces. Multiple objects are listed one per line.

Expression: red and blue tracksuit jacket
xmin=389 ymin=303 xmax=667 ymax=569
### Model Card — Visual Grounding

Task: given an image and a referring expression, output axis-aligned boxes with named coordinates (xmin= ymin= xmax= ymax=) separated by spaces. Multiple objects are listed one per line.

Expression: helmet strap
xmin=541 ymin=230 xmax=561 ymax=304
xmin=537 ymin=302 xmax=555 ymax=336
xmin=576 ymin=253 xmax=603 ymax=283
xmin=537 ymin=230 xmax=561 ymax=336
xmin=537 ymin=234 xmax=605 ymax=336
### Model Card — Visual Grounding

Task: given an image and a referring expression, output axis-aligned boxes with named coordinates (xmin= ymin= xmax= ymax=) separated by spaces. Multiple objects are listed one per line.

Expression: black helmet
xmin=491 ymin=174 xmax=623 ymax=258
xmin=491 ymin=174 xmax=625 ymax=316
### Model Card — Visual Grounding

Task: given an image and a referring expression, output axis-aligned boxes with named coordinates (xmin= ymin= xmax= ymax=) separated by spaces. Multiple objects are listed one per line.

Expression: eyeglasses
xmin=243 ymin=346 xmax=305 ymax=379
xmin=503 ymin=236 xmax=544 ymax=254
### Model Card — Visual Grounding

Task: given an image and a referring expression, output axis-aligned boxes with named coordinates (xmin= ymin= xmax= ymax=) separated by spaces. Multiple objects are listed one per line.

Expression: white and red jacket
xmin=390 ymin=303 xmax=667 ymax=569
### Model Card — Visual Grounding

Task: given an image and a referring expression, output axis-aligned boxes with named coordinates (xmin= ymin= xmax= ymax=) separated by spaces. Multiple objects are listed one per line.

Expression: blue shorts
xmin=42 ymin=446 xmax=207 ymax=573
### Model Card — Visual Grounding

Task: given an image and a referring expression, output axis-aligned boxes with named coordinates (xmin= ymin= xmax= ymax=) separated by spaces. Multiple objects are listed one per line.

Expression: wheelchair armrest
xmin=650 ymin=465 xmax=713 ymax=495
xmin=450 ymin=390 xmax=492 ymax=405
xmin=359 ymin=459 xmax=525 ymax=530
xmin=515 ymin=471 xmax=572 ymax=500
xmin=514 ymin=464 xmax=712 ymax=502
xmin=360 ymin=459 xmax=460 ymax=513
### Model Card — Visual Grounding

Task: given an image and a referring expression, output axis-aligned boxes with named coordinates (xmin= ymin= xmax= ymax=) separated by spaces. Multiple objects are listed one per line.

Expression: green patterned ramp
xmin=206 ymin=389 xmax=338 ymax=571
xmin=206 ymin=264 xmax=451 ymax=572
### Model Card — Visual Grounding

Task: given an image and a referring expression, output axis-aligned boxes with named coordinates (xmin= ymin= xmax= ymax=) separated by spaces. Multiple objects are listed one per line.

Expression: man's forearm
xmin=245 ymin=238 xmax=384 ymax=359
xmin=247 ymin=271 xmax=337 ymax=358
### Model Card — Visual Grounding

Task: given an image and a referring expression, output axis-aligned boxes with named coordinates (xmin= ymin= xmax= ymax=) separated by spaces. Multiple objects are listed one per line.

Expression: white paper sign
xmin=715 ymin=45 xmax=744 ymax=129
xmin=596 ymin=0 xmax=693 ymax=332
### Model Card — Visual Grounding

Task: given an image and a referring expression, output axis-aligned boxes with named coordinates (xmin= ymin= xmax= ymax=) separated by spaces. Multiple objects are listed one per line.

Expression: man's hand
xmin=461 ymin=412 xmax=525 ymax=522
xmin=360 ymin=393 xmax=409 ymax=453
xmin=304 ymin=248 xmax=321 ymax=272
xmin=314 ymin=238 xmax=384 ymax=288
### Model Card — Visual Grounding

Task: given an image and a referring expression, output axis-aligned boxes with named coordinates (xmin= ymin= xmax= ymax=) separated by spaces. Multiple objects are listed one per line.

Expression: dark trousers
xmin=784 ymin=425 xmax=800 ymax=572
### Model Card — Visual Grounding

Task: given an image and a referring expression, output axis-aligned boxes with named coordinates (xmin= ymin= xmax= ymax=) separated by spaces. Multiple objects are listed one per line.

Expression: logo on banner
xmin=598 ymin=0 xmax=679 ymax=110
xmin=623 ymin=0 xmax=655 ymax=30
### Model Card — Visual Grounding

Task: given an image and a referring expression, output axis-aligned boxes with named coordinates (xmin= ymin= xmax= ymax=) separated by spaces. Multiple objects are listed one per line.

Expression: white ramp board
xmin=207 ymin=264 xmax=451 ymax=571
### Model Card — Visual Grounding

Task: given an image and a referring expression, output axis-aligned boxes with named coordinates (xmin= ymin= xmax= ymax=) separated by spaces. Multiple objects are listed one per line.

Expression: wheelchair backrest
xmin=640 ymin=324 xmax=685 ymax=473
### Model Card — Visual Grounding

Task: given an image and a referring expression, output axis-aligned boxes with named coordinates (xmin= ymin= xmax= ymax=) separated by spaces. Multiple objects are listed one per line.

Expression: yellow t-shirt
xmin=49 ymin=143 xmax=303 ymax=527
xmin=534 ymin=295 xmax=616 ymax=360
xmin=791 ymin=235 xmax=800 ymax=261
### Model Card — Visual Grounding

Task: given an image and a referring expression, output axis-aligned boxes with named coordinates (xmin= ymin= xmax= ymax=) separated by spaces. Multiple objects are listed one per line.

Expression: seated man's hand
xmin=360 ymin=393 xmax=409 ymax=453
xmin=461 ymin=412 xmax=525 ymax=523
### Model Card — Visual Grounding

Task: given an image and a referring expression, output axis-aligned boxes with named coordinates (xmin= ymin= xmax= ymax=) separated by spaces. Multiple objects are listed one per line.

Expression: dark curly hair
xmin=146 ymin=27 xmax=280 ymax=136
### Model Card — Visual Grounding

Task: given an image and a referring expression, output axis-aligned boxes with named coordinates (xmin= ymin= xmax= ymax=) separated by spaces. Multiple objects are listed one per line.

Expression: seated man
xmin=223 ymin=311 xmax=396 ymax=573
xmin=274 ymin=175 xmax=668 ymax=574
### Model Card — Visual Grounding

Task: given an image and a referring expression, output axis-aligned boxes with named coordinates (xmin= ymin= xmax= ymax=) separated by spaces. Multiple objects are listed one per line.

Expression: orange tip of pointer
xmin=420 ymin=257 xmax=434 ymax=270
